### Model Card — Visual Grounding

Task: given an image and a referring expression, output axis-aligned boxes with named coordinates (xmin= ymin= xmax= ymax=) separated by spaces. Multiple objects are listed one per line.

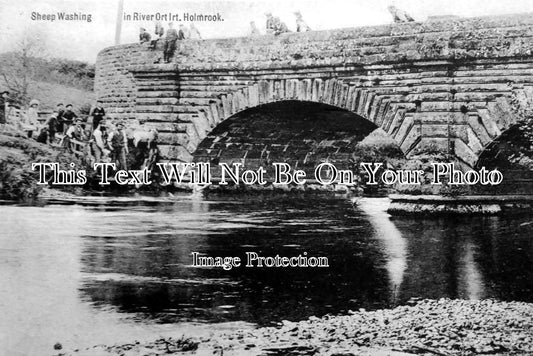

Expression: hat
xmin=29 ymin=99 xmax=40 ymax=106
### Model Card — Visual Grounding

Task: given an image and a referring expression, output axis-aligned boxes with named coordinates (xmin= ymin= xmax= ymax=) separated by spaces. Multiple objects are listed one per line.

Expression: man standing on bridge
xmin=163 ymin=22 xmax=182 ymax=63
xmin=294 ymin=11 xmax=311 ymax=32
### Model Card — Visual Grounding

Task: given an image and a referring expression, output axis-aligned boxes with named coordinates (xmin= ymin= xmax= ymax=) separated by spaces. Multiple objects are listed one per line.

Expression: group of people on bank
xmin=0 ymin=93 xmax=130 ymax=170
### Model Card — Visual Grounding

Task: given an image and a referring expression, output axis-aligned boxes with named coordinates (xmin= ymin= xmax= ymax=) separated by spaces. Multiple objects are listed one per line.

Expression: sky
xmin=1 ymin=0 xmax=533 ymax=63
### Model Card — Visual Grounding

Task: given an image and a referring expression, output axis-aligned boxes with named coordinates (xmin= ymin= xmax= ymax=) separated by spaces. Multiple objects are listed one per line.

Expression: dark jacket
xmin=62 ymin=110 xmax=78 ymax=125
xmin=47 ymin=115 xmax=59 ymax=132
xmin=111 ymin=130 xmax=126 ymax=150
xmin=140 ymin=32 xmax=151 ymax=43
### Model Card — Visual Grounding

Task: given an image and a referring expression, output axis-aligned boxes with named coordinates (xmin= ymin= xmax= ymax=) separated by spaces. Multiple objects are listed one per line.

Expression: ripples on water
xmin=0 ymin=194 xmax=532 ymax=354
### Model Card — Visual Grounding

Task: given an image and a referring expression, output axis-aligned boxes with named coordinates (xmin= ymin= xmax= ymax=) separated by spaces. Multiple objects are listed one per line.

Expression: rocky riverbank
xmin=60 ymin=298 xmax=533 ymax=356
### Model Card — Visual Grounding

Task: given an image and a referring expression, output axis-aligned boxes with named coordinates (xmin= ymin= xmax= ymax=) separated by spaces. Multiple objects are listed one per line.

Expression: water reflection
xmin=357 ymin=198 xmax=407 ymax=302
xmin=0 ymin=195 xmax=532 ymax=354
xmin=391 ymin=215 xmax=532 ymax=303
xmin=458 ymin=240 xmax=485 ymax=300
xmin=75 ymin=195 xmax=532 ymax=325
xmin=79 ymin=196 xmax=392 ymax=325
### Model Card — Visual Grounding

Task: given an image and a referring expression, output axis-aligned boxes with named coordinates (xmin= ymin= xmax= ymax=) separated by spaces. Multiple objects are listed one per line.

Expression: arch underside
xmin=193 ymin=101 xmax=389 ymax=177
xmin=475 ymin=123 xmax=533 ymax=194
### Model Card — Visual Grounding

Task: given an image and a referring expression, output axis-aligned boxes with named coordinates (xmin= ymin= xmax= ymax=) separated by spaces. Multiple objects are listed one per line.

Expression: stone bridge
xmin=95 ymin=13 xmax=533 ymax=169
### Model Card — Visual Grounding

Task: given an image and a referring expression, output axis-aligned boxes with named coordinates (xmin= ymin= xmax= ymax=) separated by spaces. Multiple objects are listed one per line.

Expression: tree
xmin=0 ymin=29 xmax=47 ymax=105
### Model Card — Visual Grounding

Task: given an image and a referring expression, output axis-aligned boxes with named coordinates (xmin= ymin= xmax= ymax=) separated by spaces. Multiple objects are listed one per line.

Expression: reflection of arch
xmin=190 ymin=79 xmax=408 ymax=156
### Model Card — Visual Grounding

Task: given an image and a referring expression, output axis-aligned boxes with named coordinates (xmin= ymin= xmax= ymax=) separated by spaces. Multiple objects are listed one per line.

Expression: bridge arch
xmin=188 ymin=78 xmax=410 ymax=159
xmin=475 ymin=122 xmax=532 ymax=169
xmin=192 ymin=99 xmax=403 ymax=177
xmin=473 ymin=122 xmax=533 ymax=193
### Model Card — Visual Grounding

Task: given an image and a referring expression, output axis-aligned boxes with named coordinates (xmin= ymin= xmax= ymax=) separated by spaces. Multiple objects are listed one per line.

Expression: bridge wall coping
xmin=98 ymin=13 xmax=533 ymax=71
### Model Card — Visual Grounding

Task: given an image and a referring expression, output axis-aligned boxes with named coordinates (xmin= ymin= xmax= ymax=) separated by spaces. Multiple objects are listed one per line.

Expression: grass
xmin=0 ymin=79 xmax=94 ymax=113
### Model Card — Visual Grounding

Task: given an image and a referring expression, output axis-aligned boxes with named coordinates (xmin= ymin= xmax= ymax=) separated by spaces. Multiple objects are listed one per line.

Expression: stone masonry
xmin=95 ymin=13 xmax=533 ymax=167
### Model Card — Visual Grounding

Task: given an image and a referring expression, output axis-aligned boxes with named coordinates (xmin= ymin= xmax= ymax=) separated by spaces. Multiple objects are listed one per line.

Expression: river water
xmin=0 ymin=194 xmax=532 ymax=355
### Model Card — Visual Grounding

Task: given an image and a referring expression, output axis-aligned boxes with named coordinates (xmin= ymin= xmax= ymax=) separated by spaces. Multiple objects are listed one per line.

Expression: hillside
xmin=24 ymin=80 xmax=95 ymax=113
xmin=0 ymin=53 xmax=95 ymax=112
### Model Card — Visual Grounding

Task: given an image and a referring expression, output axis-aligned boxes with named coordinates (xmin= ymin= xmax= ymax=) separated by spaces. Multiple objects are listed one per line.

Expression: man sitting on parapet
xmin=189 ymin=23 xmax=201 ymax=39
xmin=294 ymin=11 xmax=311 ymax=32
xmin=265 ymin=13 xmax=290 ymax=36
xmin=249 ymin=21 xmax=261 ymax=36
xmin=388 ymin=5 xmax=415 ymax=23
xmin=149 ymin=21 xmax=164 ymax=50
xmin=155 ymin=21 xmax=164 ymax=38
xmin=139 ymin=27 xmax=151 ymax=43
xmin=265 ymin=13 xmax=275 ymax=34
xmin=179 ymin=24 xmax=188 ymax=39
xmin=163 ymin=22 xmax=181 ymax=63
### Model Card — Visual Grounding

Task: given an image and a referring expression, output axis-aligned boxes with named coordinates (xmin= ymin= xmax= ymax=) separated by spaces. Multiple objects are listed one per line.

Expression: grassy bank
xmin=0 ymin=128 xmax=81 ymax=200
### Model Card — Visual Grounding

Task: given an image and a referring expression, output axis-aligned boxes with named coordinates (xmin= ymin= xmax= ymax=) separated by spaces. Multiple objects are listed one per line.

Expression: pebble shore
xmin=67 ymin=298 xmax=533 ymax=356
